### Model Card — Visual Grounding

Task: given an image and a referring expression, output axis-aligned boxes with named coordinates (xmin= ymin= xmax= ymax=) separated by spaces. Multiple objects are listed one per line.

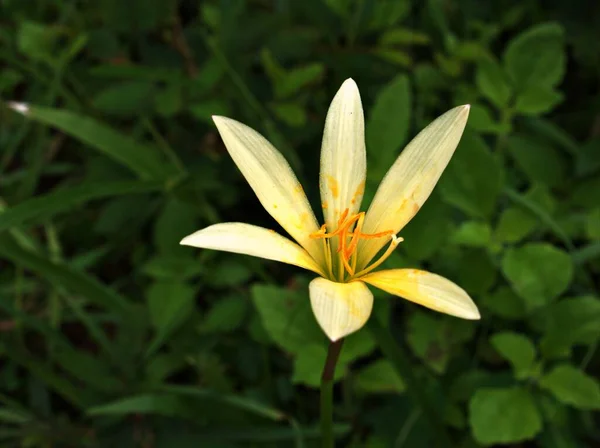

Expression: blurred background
xmin=1 ymin=0 xmax=599 ymax=446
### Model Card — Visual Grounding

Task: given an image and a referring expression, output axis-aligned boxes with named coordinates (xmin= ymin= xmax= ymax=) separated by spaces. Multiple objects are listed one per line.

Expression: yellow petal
xmin=319 ymin=79 xmax=366 ymax=229
xmin=309 ymin=277 xmax=373 ymax=341
xmin=180 ymin=223 xmax=325 ymax=277
xmin=358 ymin=106 xmax=470 ymax=268
xmin=361 ymin=269 xmax=480 ymax=319
xmin=213 ymin=116 xmax=324 ymax=265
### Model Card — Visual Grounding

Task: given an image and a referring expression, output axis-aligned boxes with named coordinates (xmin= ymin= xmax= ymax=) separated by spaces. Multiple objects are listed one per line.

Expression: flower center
xmin=309 ymin=208 xmax=401 ymax=281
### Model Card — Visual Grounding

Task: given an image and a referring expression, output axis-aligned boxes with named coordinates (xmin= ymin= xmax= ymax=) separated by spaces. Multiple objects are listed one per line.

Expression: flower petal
xmin=181 ymin=223 xmax=325 ymax=277
xmin=309 ymin=277 xmax=373 ymax=341
xmin=358 ymin=105 xmax=470 ymax=268
xmin=319 ymin=79 xmax=366 ymax=230
xmin=361 ymin=269 xmax=480 ymax=319
xmin=213 ymin=116 xmax=323 ymax=265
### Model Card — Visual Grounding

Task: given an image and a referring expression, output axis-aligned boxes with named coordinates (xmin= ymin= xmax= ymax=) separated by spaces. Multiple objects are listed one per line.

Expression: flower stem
xmin=320 ymin=338 xmax=344 ymax=448
xmin=367 ymin=317 xmax=453 ymax=447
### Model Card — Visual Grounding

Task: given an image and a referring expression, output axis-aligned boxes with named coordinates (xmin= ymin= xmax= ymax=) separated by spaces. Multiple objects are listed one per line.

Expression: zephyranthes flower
xmin=181 ymin=79 xmax=480 ymax=341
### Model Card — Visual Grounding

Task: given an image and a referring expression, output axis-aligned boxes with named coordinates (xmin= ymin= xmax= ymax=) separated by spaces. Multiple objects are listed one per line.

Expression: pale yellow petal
xmin=180 ymin=223 xmax=325 ymax=276
xmin=361 ymin=269 xmax=480 ymax=319
xmin=309 ymin=277 xmax=373 ymax=341
xmin=213 ymin=116 xmax=323 ymax=265
xmin=319 ymin=79 xmax=366 ymax=229
xmin=358 ymin=106 xmax=470 ymax=268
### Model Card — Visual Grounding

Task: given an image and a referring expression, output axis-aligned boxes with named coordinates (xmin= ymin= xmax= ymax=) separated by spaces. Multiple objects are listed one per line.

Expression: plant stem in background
xmin=367 ymin=317 xmax=453 ymax=447
xmin=320 ymin=338 xmax=344 ymax=448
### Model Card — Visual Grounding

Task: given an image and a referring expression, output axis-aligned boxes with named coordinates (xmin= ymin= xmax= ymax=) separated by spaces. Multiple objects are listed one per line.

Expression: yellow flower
xmin=181 ymin=79 xmax=480 ymax=341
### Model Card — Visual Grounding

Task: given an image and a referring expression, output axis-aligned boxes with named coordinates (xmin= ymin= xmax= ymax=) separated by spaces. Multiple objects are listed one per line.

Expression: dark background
xmin=0 ymin=0 xmax=599 ymax=446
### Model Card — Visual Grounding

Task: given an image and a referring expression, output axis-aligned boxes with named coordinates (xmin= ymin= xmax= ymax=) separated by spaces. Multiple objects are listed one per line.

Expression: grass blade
xmin=7 ymin=103 xmax=181 ymax=182
xmin=0 ymin=234 xmax=132 ymax=316
xmin=0 ymin=180 xmax=162 ymax=232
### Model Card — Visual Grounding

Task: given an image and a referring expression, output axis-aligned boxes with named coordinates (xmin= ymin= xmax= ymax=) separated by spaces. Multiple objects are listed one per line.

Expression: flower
xmin=181 ymin=79 xmax=480 ymax=341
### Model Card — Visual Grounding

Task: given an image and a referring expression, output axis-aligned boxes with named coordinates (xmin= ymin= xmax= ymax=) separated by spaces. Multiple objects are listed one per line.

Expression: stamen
xmin=352 ymin=234 xmax=403 ymax=278
xmin=309 ymin=208 xmax=397 ymax=279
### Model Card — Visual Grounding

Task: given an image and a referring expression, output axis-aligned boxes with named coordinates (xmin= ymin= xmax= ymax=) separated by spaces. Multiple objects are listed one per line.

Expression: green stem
xmin=367 ymin=317 xmax=453 ymax=447
xmin=320 ymin=339 xmax=344 ymax=448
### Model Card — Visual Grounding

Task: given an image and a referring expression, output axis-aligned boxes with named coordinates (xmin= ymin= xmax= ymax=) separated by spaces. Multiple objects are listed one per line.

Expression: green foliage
xmin=469 ymin=387 xmax=542 ymax=445
xmin=0 ymin=1 xmax=598 ymax=446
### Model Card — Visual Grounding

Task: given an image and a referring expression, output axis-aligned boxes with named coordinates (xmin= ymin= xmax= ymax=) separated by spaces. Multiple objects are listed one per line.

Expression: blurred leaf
xmin=490 ymin=332 xmax=536 ymax=379
xmin=251 ymin=284 xmax=324 ymax=353
xmin=507 ymin=135 xmax=567 ymax=187
xmin=154 ymin=198 xmax=199 ymax=256
xmin=439 ymin=134 xmax=503 ymax=218
xmin=379 ymin=28 xmax=429 ymax=46
xmin=87 ymin=393 xmax=197 ymax=419
xmin=17 ymin=21 xmax=59 ymax=63
xmin=354 ymin=359 xmax=405 ymax=394
xmin=476 ymin=57 xmax=511 ymax=108
xmin=99 ymin=0 xmax=172 ymax=32
xmin=292 ymin=344 xmax=338 ymax=387
xmin=199 ymin=295 xmax=248 ymax=334
xmin=0 ymin=181 xmax=161 ymax=232
xmin=575 ymin=138 xmax=600 ymax=177
xmin=275 ymin=63 xmax=324 ymax=99
xmin=366 ymin=74 xmax=411 ymax=182
xmin=0 ymin=234 xmax=131 ymax=315
xmin=503 ymin=22 xmax=565 ymax=89
xmin=457 ymin=249 xmax=497 ymax=295
xmin=469 ymin=387 xmax=542 ymax=445
xmin=146 ymin=280 xmax=195 ymax=356
xmin=401 ymin=194 xmax=451 ymax=260
xmin=451 ymin=221 xmax=492 ymax=248
xmin=8 ymin=105 xmax=179 ymax=182
xmin=539 ymin=364 xmax=600 ymax=410
xmin=540 ymin=296 xmax=600 ymax=357
xmin=93 ymin=81 xmax=156 ymax=117
xmin=481 ymin=286 xmax=527 ymax=321
xmin=407 ymin=311 xmax=474 ymax=373
xmin=514 ymin=86 xmax=563 ymax=115
xmin=271 ymin=102 xmax=307 ymax=127
xmin=495 ymin=207 xmax=538 ymax=244
xmin=502 ymin=243 xmax=573 ymax=310
xmin=468 ymin=104 xmax=503 ymax=134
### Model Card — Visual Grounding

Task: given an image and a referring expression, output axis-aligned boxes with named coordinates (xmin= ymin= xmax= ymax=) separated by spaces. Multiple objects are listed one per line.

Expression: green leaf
xmin=475 ymin=57 xmax=511 ymax=108
xmin=354 ymin=359 xmax=405 ymax=394
xmin=87 ymin=393 xmax=197 ymax=419
xmin=145 ymin=281 xmax=195 ymax=356
xmin=275 ymin=63 xmax=324 ymax=99
xmin=439 ymin=133 xmax=503 ymax=218
xmin=501 ymin=243 xmax=573 ymax=310
xmin=366 ymin=74 xmax=411 ymax=182
xmin=503 ymin=22 xmax=565 ymax=89
xmin=540 ymin=364 xmax=600 ymax=410
xmin=575 ymin=138 xmax=600 ymax=177
xmin=199 ymin=295 xmax=248 ymax=334
xmin=468 ymin=104 xmax=504 ymax=134
xmin=401 ymin=193 xmax=451 ymax=260
xmin=0 ymin=181 xmax=162 ymax=232
xmin=17 ymin=21 xmax=60 ymax=63
xmin=481 ymin=286 xmax=527 ymax=320
xmin=507 ymin=135 xmax=567 ymax=187
xmin=469 ymin=387 xmax=542 ymax=445
xmin=92 ymin=81 xmax=156 ymax=117
xmin=271 ymin=102 xmax=307 ymax=127
xmin=292 ymin=344 xmax=343 ymax=387
xmin=540 ymin=296 xmax=600 ymax=357
xmin=451 ymin=221 xmax=492 ymax=248
xmin=407 ymin=311 xmax=475 ymax=373
xmin=251 ymin=284 xmax=325 ymax=353
xmin=490 ymin=332 xmax=536 ymax=379
xmin=8 ymin=104 xmax=179 ymax=182
xmin=514 ymin=86 xmax=563 ymax=115
xmin=495 ymin=207 xmax=538 ymax=244
xmin=456 ymin=249 xmax=498 ymax=295
xmin=0 ymin=234 xmax=131 ymax=316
